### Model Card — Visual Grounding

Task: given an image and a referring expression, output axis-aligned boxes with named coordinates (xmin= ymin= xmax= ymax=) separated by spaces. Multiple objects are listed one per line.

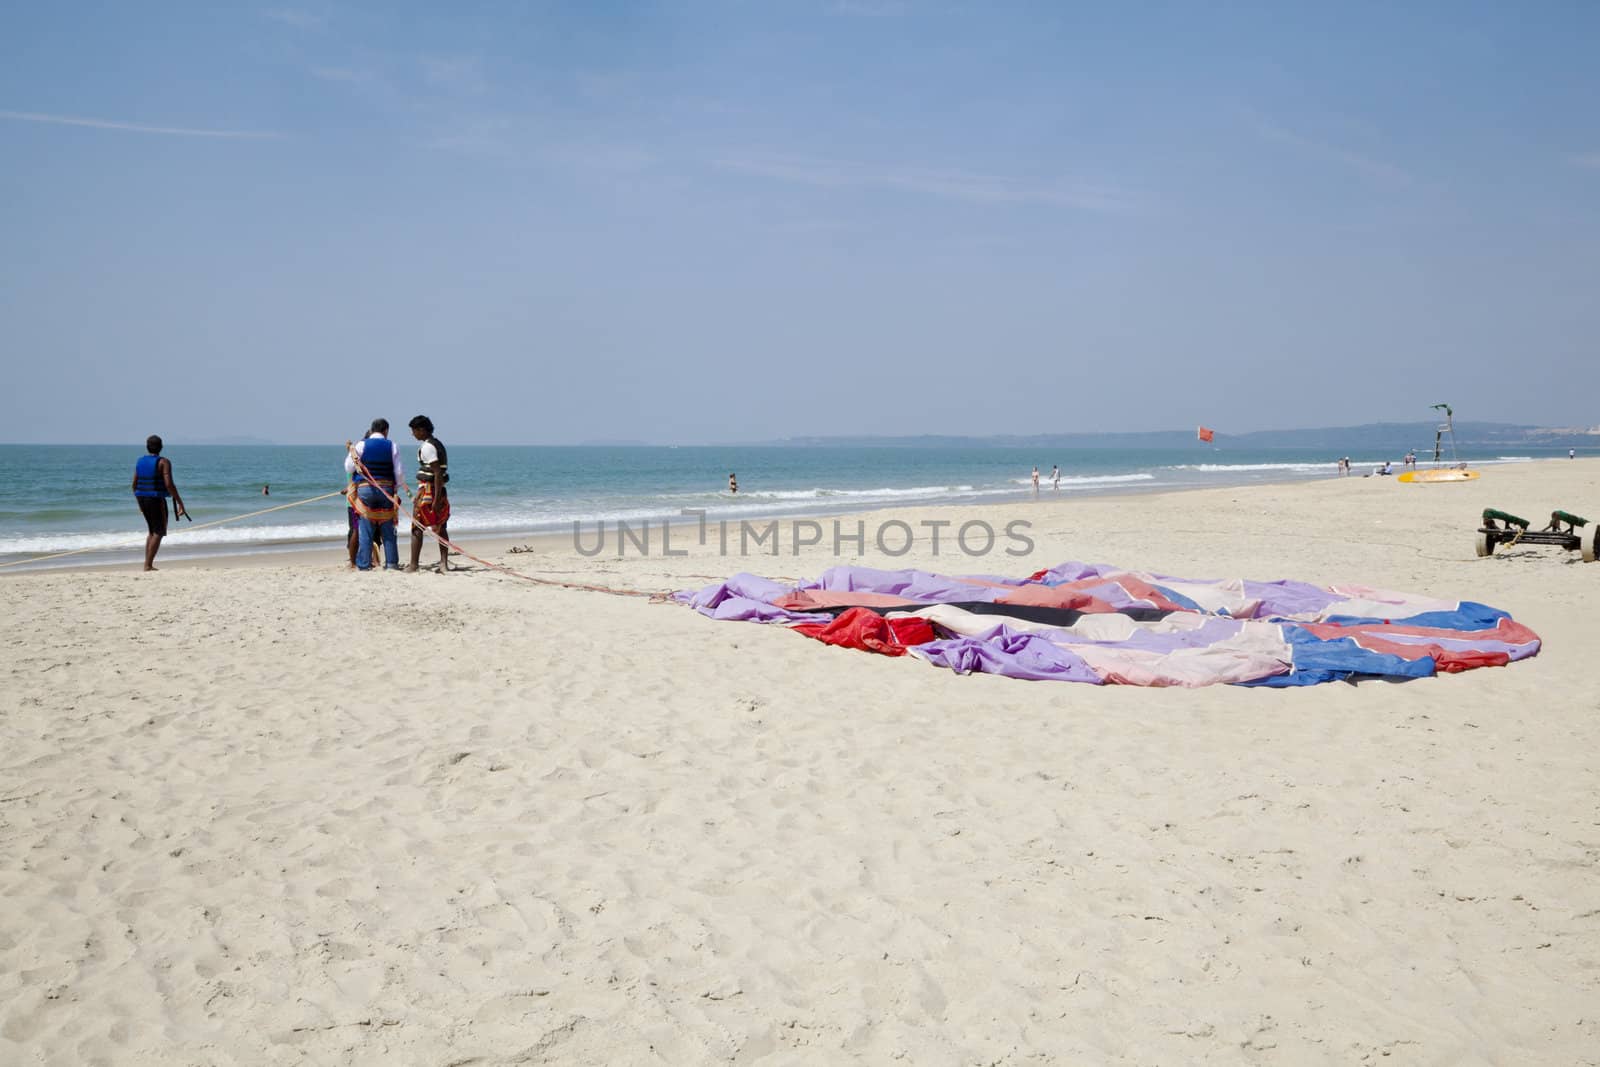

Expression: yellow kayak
xmin=1398 ymin=468 xmax=1480 ymax=483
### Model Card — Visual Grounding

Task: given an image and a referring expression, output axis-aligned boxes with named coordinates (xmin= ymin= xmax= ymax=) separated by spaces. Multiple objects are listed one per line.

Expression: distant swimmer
xmin=132 ymin=434 xmax=186 ymax=571
xmin=729 ymin=472 xmax=738 ymax=494
xmin=1051 ymin=465 xmax=1060 ymax=492
xmin=262 ymin=484 xmax=270 ymax=496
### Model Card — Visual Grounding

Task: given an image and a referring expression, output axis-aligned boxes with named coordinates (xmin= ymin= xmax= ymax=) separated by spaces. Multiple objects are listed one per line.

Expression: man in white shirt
xmin=344 ymin=418 xmax=405 ymax=570
xmin=406 ymin=414 xmax=451 ymax=573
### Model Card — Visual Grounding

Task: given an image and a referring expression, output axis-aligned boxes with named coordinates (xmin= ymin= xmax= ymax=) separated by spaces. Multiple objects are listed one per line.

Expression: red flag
xmin=1197 ymin=426 xmax=1215 ymax=443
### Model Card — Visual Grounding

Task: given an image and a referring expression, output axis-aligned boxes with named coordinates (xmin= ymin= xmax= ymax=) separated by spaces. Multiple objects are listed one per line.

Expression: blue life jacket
xmin=360 ymin=437 xmax=396 ymax=486
xmin=134 ymin=454 xmax=166 ymax=498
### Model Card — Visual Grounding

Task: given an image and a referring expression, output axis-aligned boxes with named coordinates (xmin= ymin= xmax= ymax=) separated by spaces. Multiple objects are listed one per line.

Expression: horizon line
xmin=2 ymin=420 xmax=1592 ymax=450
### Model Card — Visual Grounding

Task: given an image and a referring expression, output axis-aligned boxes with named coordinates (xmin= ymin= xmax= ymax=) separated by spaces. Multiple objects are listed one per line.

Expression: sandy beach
xmin=4 ymin=460 xmax=1599 ymax=1065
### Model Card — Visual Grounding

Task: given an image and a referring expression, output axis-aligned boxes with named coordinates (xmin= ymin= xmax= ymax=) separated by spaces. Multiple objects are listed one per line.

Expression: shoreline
xmin=0 ymin=456 xmax=1561 ymax=575
xmin=0 ymin=471 xmax=1407 ymax=576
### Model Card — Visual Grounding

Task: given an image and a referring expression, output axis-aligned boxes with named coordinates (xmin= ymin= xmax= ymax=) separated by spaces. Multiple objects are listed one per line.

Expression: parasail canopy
xmin=676 ymin=561 xmax=1538 ymax=688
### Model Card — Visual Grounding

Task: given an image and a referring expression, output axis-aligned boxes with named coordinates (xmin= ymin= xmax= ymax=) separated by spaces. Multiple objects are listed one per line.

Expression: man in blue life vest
xmin=131 ymin=434 xmax=186 ymax=571
xmin=344 ymin=418 xmax=406 ymax=570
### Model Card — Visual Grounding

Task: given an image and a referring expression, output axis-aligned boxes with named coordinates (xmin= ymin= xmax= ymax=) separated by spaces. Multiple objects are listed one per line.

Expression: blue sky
xmin=2 ymin=1 xmax=1597 ymax=444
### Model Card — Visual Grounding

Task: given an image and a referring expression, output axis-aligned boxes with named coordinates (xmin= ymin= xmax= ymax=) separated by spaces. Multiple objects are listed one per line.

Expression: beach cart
xmin=1476 ymin=508 xmax=1598 ymax=562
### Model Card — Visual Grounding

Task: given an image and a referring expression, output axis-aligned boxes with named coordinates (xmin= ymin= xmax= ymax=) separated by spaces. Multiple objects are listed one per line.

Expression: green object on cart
xmin=1482 ymin=508 xmax=1529 ymax=529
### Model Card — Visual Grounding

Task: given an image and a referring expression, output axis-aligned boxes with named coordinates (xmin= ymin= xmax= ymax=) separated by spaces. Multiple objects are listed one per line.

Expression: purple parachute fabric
xmin=675 ymin=562 xmax=1541 ymax=688
xmin=673 ymin=573 xmax=830 ymax=624
xmin=914 ymin=629 xmax=1103 ymax=684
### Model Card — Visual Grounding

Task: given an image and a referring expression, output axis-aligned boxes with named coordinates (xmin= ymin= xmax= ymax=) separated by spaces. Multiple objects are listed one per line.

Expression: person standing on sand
xmin=406 ymin=414 xmax=450 ymax=573
xmin=345 ymin=430 xmax=372 ymax=568
xmin=131 ymin=435 xmax=186 ymax=571
xmin=1051 ymin=464 xmax=1060 ymax=492
xmin=344 ymin=418 xmax=405 ymax=570
xmin=1031 ymin=466 xmax=1040 ymax=497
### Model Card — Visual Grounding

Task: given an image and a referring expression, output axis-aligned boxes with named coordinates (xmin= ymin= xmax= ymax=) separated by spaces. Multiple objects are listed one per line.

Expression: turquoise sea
xmin=0 ymin=443 xmax=1572 ymax=570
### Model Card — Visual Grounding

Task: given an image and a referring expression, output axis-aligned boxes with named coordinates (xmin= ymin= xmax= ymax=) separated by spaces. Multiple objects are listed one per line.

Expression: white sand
xmin=4 ymin=461 xmax=1600 ymax=1065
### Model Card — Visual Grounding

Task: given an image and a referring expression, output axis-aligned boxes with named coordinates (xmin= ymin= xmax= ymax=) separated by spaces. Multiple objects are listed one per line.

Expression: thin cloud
xmin=427 ymin=115 xmax=514 ymax=154
xmin=832 ymin=0 xmax=908 ymax=15
xmin=713 ymin=152 xmax=1135 ymax=212
xmin=421 ymin=55 xmax=488 ymax=96
xmin=311 ymin=67 xmax=370 ymax=84
xmin=263 ymin=8 xmax=324 ymax=30
xmin=0 ymin=109 xmax=280 ymax=139
xmin=547 ymin=142 xmax=657 ymax=172
xmin=1253 ymin=116 xmax=1413 ymax=186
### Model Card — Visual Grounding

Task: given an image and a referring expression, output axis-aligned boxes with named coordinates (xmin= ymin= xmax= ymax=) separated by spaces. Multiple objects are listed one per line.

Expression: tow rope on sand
xmin=0 ymin=490 xmax=348 ymax=571
xmin=340 ymin=443 xmax=667 ymax=600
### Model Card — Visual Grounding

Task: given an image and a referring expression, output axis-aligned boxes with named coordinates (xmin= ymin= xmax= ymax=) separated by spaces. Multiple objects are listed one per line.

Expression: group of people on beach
xmin=132 ymin=416 xmax=451 ymax=573
xmin=345 ymin=416 xmax=451 ymax=572
xmin=1030 ymin=465 xmax=1061 ymax=496
xmin=1336 ymin=453 xmax=1415 ymax=477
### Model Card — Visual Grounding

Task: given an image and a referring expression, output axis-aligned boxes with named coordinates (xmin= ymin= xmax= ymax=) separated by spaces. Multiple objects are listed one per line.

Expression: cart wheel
xmin=1475 ymin=531 xmax=1493 ymax=558
xmin=1582 ymin=524 xmax=1598 ymax=563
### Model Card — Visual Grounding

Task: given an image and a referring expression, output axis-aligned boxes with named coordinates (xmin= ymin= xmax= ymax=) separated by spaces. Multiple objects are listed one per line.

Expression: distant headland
xmin=753 ymin=422 xmax=1600 ymax=451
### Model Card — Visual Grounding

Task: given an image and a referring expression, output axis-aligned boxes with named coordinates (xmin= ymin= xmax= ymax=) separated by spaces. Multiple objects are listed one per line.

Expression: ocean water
xmin=0 ymin=443 xmax=1562 ymax=570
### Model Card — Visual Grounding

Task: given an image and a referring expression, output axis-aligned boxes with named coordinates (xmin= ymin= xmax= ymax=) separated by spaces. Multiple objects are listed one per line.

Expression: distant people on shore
xmin=1336 ymin=457 xmax=1350 ymax=477
xmin=1375 ymin=460 xmax=1394 ymax=476
xmin=1031 ymin=466 xmax=1040 ymax=497
xmin=728 ymin=472 xmax=738 ymax=494
xmin=1403 ymin=451 xmax=1417 ymax=469
xmin=132 ymin=435 xmax=186 ymax=571
xmin=1572 ymin=449 xmax=1578 ymax=460
xmin=1051 ymin=464 xmax=1060 ymax=492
